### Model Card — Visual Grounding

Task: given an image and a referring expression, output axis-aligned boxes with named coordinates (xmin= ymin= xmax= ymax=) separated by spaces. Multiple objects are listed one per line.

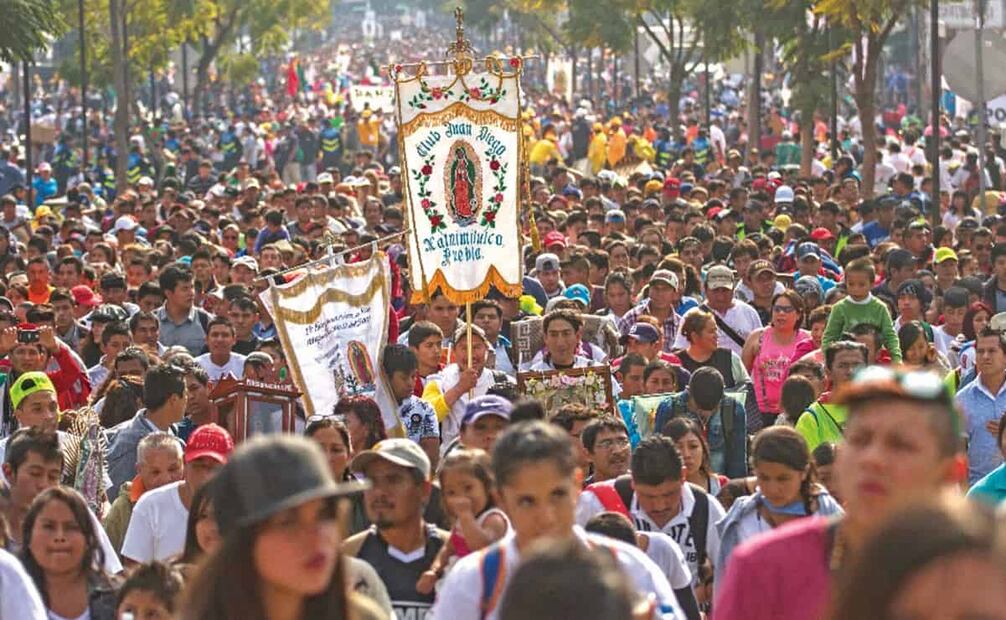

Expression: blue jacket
xmin=714 ymin=489 xmax=843 ymax=586
xmin=653 ymin=391 xmax=748 ymax=478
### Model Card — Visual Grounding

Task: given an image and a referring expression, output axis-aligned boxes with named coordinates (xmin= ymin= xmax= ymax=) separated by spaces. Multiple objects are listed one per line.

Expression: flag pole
xmin=466 ymin=301 xmax=474 ymax=398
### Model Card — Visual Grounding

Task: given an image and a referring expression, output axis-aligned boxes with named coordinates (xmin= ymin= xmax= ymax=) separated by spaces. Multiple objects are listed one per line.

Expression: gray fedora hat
xmin=212 ymin=435 xmax=369 ymax=535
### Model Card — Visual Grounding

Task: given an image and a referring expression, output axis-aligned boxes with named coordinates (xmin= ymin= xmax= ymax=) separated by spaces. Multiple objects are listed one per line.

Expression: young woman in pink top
xmin=742 ymin=290 xmax=815 ymax=426
xmin=713 ymin=366 xmax=966 ymax=620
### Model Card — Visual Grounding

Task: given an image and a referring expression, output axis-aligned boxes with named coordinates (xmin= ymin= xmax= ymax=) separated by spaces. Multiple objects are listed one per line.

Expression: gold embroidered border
xmin=270 ymin=253 xmax=385 ymax=299
xmin=273 ymin=276 xmax=384 ymax=324
xmin=409 ymin=265 xmax=523 ymax=305
xmin=399 ymin=102 xmax=520 ymax=135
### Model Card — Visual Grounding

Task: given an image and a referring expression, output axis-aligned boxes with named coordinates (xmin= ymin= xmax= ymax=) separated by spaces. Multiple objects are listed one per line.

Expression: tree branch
xmin=638 ymin=14 xmax=674 ymax=64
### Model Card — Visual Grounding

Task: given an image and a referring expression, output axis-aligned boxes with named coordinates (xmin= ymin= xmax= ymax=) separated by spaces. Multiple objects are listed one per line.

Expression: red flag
xmin=286 ymin=58 xmax=299 ymax=98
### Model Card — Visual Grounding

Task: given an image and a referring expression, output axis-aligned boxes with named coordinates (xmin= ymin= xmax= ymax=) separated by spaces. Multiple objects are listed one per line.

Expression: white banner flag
xmin=259 ymin=253 xmax=400 ymax=433
xmin=350 ymin=84 xmax=396 ymax=114
xmin=394 ymin=59 xmax=525 ymax=304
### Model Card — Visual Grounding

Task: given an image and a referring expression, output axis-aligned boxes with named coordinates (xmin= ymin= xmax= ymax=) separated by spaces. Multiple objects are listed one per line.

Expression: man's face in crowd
xmin=944 ymin=304 xmax=966 ymax=334
xmin=27 ymin=262 xmax=49 ymax=288
xmin=52 ymin=299 xmax=75 ymax=331
xmin=976 ymin=334 xmax=1006 ymax=378
xmin=427 ymin=296 xmax=459 ymax=335
xmin=497 ymin=460 xmax=579 ymax=549
xmin=137 ymin=447 xmax=183 ymax=491
xmin=619 ymin=363 xmax=645 ymax=398
xmin=192 ymin=258 xmax=212 ymax=284
xmin=101 ymin=285 xmax=127 ymax=306
xmin=363 ymin=460 xmax=429 ymax=529
xmin=751 ymin=271 xmax=776 ymax=298
xmin=897 ymin=294 xmax=922 ymax=321
xmin=544 ymin=318 xmax=578 ymax=362
xmin=4 ymin=452 xmax=62 ymax=511
xmin=260 ymin=248 xmax=282 ymax=270
xmin=12 ymin=343 xmax=47 ymax=374
xmin=15 ymin=390 xmax=59 ymax=433
xmin=905 ymin=229 xmax=928 ymax=255
xmin=633 ymin=475 xmax=685 ymax=528
xmin=648 ymin=281 xmax=675 ymax=311
xmin=829 ymin=349 xmax=866 ymax=388
xmin=57 ymin=264 xmax=80 ymax=288
xmin=126 ymin=263 xmax=149 ymax=288
xmin=229 ymin=306 xmax=257 ymax=338
xmin=974 ymin=234 xmax=993 ymax=267
xmin=413 ymin=335 xmax=442 ymax=373
xmin=459 ymin=414 xmax=507 ymax=451
xmin=185 ymin=456 xmax=223 ymax=493
xmin=231 ymin=264 xmax=256 ymax=286
xmin=679 ymin=243 xmax=702 ymax=269
xmin=644 ymin=368 xmax=677 ymax=394
xmin=115 ymin=358 xmax=146 ymax=378
xmin=994 ymin=255 xmax=1006 ymax=283
xmin=935 ymin=258 xmax=958 ymax=283
xmin=705 ymin=285 xmax=734 ymax=311
xmin=207 ymin=324 xmax=236 ymax=357
xmin=608 ymin=246 xmax=629 ymax=271
xmin=388 ymin=369 xmax=417 ymax=402
xmin=561 ymin=265 xmax=587 ymax=287
xmin=589 ymin=428 xmax=630 ymax=481
xmin=537 ymin=268 xmax=561 ymax=294
xmin=165 ymin=279 xmax=195 ymax=312
xmin=102 ymin=333 xmax=132 ymax=362
xmin=132 ymin=318 xmax=160 ymax=347
xmin=363 ymin=201 xmax=383 ymax=227
xmin=455 ymin=335 xmax=487 ymax=374
xmin=185 ymin=374 xmax=210 ymax=418
xmin=627 ymin=337 xmax=660 ymax=362
xmin=473 ymin=307 xmax=502 ymax=342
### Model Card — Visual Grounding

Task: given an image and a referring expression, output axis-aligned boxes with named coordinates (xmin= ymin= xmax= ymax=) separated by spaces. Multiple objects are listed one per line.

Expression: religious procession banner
xmin=393 ymin=58 xmax=525 ymax=304
xmin=259 ymin=253 xmax=402 ymax=434
xmin=349 ymin=83 xmax=395 ymax=114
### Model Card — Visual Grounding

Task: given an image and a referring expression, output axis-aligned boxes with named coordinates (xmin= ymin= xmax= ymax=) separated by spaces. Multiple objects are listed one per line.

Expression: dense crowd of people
xmin=0 ymin=12 xmax=1005 ymax=620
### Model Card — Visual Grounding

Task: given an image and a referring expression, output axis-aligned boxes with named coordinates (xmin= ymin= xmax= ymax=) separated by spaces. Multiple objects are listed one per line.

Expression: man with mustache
xmin=343 ymin=439 xmax=448 ymax=619
xmin=581 ymin=416 xmax=631 ymax=484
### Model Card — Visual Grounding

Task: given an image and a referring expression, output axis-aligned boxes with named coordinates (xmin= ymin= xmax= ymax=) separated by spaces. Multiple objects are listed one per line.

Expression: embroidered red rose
xmin=431 ymin=87 xmax=444 ymax=99
xmin=490 ymin=160 xmax=500 ymax=171
xmin=394 ymin=64 xmax=403 ymax=73
xmin=430 ymin=215 xmax=442 ymax=226
xmin=421 ymin=165 xmax=432 ymax=175
xmin=495 ymin=192 xmax=503 ymax=202
xmin=422 ymin=198 xmax=431 ymax=208
xmin=485 ymin=211 xmax=496 ymax=222
xmin=509 ymin=57 xmax=521 ymax=68
xmin=469 ymin=87 xmax=481 ymax=98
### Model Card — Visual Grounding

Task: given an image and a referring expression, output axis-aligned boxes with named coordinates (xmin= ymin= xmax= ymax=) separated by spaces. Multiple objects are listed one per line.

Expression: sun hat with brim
xmin=11 ymin=372 xmax=56 ymax=410
xmin=212 ymin=435 xmax=369 ymax=535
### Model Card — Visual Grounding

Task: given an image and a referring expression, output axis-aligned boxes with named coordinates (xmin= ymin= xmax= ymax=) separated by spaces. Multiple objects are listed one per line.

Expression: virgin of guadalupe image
xmin=446 ymin=142 xmax=481 ymax=223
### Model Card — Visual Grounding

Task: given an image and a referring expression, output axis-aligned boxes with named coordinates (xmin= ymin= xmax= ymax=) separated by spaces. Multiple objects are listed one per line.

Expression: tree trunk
xmin=856 ymin=40 xmax=881 ymax=198
xmin=668 ymin=64 xmax=684 ymax=123
xmin=109 ymin=0 xmax=128 ymax=193
xmin=799 ymin=107 xmax=815 ymax=176
xmin=569 ymin=45 xmax=578 ymax=103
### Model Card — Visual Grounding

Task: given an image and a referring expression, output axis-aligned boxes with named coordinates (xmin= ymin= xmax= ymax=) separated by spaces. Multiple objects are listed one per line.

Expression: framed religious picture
xmin=630 ymin=392 xmax=678 ymax=440
xmin=517 ymin=366 xmax=614 ymax=417
xmin=209 ymin=377 xmax=302 ymax=442
xmin=510 ymin=316 xmax=623 ymax=368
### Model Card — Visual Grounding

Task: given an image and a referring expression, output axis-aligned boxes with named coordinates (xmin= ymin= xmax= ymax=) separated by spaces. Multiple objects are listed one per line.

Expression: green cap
xmin=11 ymin=372 xmax=56 ymax=410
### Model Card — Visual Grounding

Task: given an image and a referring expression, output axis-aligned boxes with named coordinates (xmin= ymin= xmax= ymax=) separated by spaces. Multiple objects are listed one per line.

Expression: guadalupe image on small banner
xmin=258 ymin=253 xmax=401 ymax=434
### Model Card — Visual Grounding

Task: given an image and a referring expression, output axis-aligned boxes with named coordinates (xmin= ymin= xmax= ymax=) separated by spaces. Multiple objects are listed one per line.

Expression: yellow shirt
xmin=588 ymin=133 xmax=608 ymax=173
xmin=357 ymin=118 xmax=379 ymax=147
xmin=607 ymin=129 xmax=627 ymax=167
xmin=529 ymin=138 xmax=561 ymax=166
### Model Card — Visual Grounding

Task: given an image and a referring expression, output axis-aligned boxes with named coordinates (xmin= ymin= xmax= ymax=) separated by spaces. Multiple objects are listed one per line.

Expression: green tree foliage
xmin=0 ymin=0 xmax=67 ymax=63
xmin=816 ymin=0 xmax=915 ymax=196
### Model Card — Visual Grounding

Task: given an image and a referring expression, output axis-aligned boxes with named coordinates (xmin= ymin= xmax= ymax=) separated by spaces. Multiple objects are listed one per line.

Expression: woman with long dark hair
xmin=175 ymin=484 xmax=220 ymax=576
xmin=21 ymin=487 xmax=118 ymax=619
xmin=662 ymin=417 xmax=727 ymax=495
xmin=333 ymin=396 xmax=387 ymax=459
xmin=714 ymin=426 xmax=842 ymax=584
xmin=181 ymin=435 xmax=378 ymax=620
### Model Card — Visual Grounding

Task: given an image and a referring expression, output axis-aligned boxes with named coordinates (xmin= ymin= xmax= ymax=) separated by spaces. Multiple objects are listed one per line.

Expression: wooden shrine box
xmin=209 ymin=377 xmax=301 ymax=442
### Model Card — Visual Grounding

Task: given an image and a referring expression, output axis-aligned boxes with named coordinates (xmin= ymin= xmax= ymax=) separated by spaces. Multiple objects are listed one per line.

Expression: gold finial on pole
xmin=446 ymin=7 xmax=475 ymax=60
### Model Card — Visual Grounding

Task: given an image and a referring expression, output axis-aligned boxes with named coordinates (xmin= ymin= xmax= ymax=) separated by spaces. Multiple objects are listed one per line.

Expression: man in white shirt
xmin=430 ymin=422 xmax=686 ymax=620
xmin=195 ymin=317 xmax=246 ymax=381
xmin=675 ymin=265 xmax=761 ymax=357
xmin=121 ymin=423 xmax=233 ymax=564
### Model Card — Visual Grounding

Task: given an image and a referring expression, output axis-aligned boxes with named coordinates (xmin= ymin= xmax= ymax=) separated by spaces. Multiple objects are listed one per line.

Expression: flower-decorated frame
xmin=517 ymin=366 xmax=614 ymax=417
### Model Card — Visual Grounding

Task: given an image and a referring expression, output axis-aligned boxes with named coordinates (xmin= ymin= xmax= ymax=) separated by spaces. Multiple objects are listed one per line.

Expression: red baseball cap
xmin=663 ymin=177 xmax=681 ymax=197
xmin=810 ymin=227 xmax=835 ymax=241
xmin=185 ymin=423 xmax=235 ymax=464
xmin=543 ymin=230 xmax=567 ymax=249
xmin=71 ymin=285 xmax=103 ymax=308
xmin=706 ymin=206 xmax=723 ymax=220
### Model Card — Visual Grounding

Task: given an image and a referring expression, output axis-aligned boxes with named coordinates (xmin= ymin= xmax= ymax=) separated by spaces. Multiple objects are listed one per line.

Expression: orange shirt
xmin=27 ymin=285 xmax=53 ymax=305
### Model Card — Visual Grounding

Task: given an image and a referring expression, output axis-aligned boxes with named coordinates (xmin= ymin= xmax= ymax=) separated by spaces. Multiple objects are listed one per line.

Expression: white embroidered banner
xmin=394 ymin=59 xmax=524 ymax=304
xmin=259 ymin=253 xmax=401 ymax=433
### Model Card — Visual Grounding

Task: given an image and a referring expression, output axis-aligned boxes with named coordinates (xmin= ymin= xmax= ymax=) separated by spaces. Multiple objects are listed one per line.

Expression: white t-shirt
xmin=195 ymin=352 xmax=247 ymax=381
xmin=429 ymin=527 xmax=684 ymax=620
xmin=576 ymin=481 xmax=726 ymax=582
xmin=674 ymin=301 xmax=762 ymax=357
xmin=121 ymin=480 xmax=189 ymax=562
xmin=48 ymin=610 xmax=89 ymax=620
xmin=640 ymin=531 xmax=692 ymax=590
xmin=0 ymin=547 xmax=46 ymax=620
